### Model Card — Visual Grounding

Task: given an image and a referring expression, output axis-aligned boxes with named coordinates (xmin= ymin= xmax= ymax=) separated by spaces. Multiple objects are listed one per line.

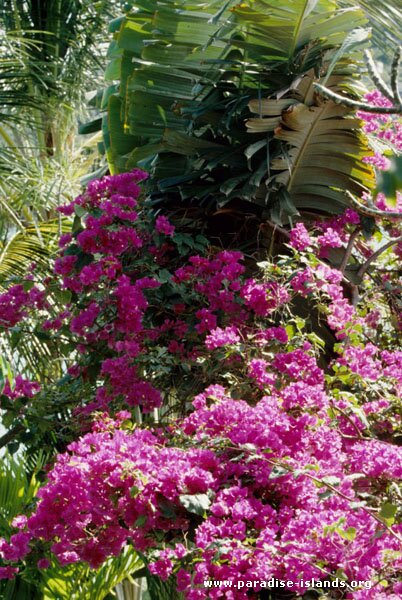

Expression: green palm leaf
xmin=341 ymin=0 xmax=402 ymax=57
xmin=144 ymin=572 xmax=184 ymax=600
xmin=0 ymin=0 xmax=114 ymax=115
xmin=0 ymin=452 xmax=40 ymax=531
xmin=0 ymin=221 xmax=62 ymax=282
xmin=0 ymin=220 xmax=72 ymax=379
xmin=41 ymin=547 xmax=143 ymax=600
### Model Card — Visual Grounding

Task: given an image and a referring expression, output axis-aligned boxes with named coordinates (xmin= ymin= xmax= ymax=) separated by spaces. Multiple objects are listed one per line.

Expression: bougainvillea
xmin=0 ymin=133 xmax=401 ymax=599
xmin=1 ymin=379 xmax=402 ymax=597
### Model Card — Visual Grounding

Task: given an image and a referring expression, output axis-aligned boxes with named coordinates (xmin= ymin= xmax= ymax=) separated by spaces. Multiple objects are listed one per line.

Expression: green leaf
xmin=318 ymin=490 xmax=333 ymax=500
xmin=379 ymin=502 xmax=398 ymax=526
xmin=103 ymin=0 xmax=375 ymax=221
xmin=179 ymin=493 xmax=211 ymax=516
xmin=337 ymin=526 xmax=357 ymax=541
xmin=73 ymin=204 xmax=87 ymax=218
xmin=130 ymin=485 xmax=140 ymax=498
xmin=135 ymin=515 xmax=147 ymax=527
xmin=269 ymin=465 xmax=289 ymax=479
xmin=157 ymin=269 xmax=172 ymax=284
xmin=322 ymin=27 xmax=370 ymax=83
xmin=145 ymin=571 xmax=184 ymax=600
xmin=106 ymin=95 xmax=141 ymax=174
xmin=0 ymin=356 xmax=13 ymax=388
xmin=78 ymin=118 xmax=103 ymax=135
xmin=41 ymin=546 xmax=143 ymax=600
xmin=244 ymin=140 xmax=267 ymax=161
xmin=53 ymin=289 xmax=72 ymax=304
xmin=321 ymin=476 xmax=341 ymax=487
xmin=350 ymin=0 xmax=402 ymax=56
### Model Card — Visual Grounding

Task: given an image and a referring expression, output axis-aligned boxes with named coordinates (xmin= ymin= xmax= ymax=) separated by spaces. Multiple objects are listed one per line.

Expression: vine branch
xmin=313 ymin=84 xmax=402 ymax=114
xmin=339 ymin=228 xmax=360 ymax=273
xmin=0 ymin=423 xmax=24 ymax=450
xmin=364 ymin=50 xmax=393 ymax=102
xmin=391 ymin=47 xmax=402 ymax=105
xmin=228 ymin=444 xmax=402 ymax=544
xmin=357 ymin=235 xmax=402 ymax=280
xmin=314 ymin=47 xmax=402 ymax=115
xmin=345 ymin=191 xmax=402 ymax=220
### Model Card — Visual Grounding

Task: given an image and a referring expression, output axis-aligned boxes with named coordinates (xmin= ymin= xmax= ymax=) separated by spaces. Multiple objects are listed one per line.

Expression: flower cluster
xmin=2 ymin=382 xmax=402 ymax=598
xmin=1 ymin=375 xmax=40 ymax=400
xmin=0 ymin=170 xmax=401 ymax=598
xmin=0 ymin=283 xmax=45 ymax=329
xmin=357 ymin=91 xmax=402 ymax=155
xmin=34 ymin=176 xmax=296 ymax=415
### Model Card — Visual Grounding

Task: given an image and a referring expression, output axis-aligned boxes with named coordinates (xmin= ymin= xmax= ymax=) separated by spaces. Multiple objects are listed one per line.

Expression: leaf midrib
xmin=288 ymin=0 xmax=315 ymax=59
xmin=285 ymin=104 xmax=325 ymax=192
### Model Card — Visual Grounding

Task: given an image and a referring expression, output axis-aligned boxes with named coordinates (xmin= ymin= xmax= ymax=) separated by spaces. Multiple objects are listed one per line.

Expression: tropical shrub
xmin=0 ymin=2 xmax=401 ymax=598
xmin=0 ymin=153 xmax=401 ymax=597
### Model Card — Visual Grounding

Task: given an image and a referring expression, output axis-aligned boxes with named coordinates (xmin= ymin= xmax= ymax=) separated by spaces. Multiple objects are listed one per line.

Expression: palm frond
xmin=341 ymin=0 xmax=402 ymax=58
xmin=0 ymin=219 xmax=74 ymax=379
xmin=102 ymin=0 xmax=374 ymax=220
xmin=0 ymin=453 xmax=45 ymax=600
xmin=247 ymin=70 xmax=375 ymax=217
xmin=0 ymin=575 xmax=42 ymax=600
xmin=41 ymin=546 xmax=143 ymax=600
xmin=0 ymin=0 xmax=114 ymax=113
xmin=0 ymin=452 xmax=40 ymax=533
xmin=0 ymin=221 xmax=62 ymax=281
xmin=144 ymin=572 xmax=184 ymax=600
xmin=0 ymin=33 xmax=46 ymax=121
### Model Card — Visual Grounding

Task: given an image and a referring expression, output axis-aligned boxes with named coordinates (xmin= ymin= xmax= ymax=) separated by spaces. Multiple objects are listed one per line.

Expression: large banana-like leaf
xmin=273 ymin=103 xmax=373 ymax=199
xmin=103 ymin=0 xmax=374 ymax=219
xmin=247 ymin=71 xmax=375 ymax=216
xmin=103 ymin=0 xmax=232 ymax=175
xmin=229 ymin=0 xmax=366 ymax=65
